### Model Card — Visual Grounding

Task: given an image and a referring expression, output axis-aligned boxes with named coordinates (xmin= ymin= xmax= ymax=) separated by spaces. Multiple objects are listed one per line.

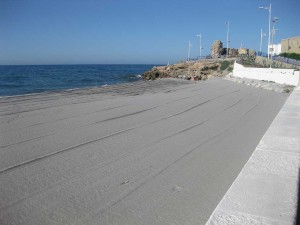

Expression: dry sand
xmin=0 ymin=78 xmax=287 ymax=225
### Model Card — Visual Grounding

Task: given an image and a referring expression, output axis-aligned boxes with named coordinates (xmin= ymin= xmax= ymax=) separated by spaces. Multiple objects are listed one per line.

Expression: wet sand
xmin=0 ymin=78 xmax=287 ymax=225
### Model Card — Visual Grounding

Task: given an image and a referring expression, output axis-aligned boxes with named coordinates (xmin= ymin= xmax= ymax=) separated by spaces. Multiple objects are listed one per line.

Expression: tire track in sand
xmin=0 ymin=93 xmax=244 ymax=211
xmin=0 ymin=89 xmax=240 ymax=174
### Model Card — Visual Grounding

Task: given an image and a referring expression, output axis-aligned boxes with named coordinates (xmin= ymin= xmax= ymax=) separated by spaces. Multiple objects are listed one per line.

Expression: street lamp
xmin=196 ymin=33 xmax=202 ymax=59
xmin=271 ymin=17 xmax=279 ymax=60
xmin=187 ymin=41 xmax=192 ymax=61
xmin=259 ymin=4 xmax=271 ymax=60
xmin=225 ymin=21 xmax=230 ymax=58
xmin=260 ymin=28 xmax=266 ymax=56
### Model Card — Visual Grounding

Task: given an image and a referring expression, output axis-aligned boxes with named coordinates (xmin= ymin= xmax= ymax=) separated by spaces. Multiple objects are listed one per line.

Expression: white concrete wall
xmin=233 ymin=61 xmax=300 ymax=86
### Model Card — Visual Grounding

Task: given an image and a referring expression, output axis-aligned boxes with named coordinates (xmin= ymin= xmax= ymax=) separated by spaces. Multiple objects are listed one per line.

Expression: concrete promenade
xmin=206 ymin=86 xmax=300 ymax=225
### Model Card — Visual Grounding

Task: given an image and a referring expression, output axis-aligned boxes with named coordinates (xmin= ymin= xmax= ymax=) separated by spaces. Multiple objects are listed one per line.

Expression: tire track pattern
xmin=0 ymin=79 xmax=287 ymax=225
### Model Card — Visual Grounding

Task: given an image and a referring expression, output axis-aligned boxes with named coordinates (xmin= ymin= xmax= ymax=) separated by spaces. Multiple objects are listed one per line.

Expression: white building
xmin=268 ymin=43 xmax=281 ymax=56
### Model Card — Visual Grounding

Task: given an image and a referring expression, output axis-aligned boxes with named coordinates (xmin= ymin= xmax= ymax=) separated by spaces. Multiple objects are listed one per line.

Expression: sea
xmin=0 ymin=64 xmax=157 ymax=96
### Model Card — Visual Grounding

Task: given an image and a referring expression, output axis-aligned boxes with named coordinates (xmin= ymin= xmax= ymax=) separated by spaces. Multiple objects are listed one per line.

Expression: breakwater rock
xmin=142 ymin=60 xmax=234 ymax=81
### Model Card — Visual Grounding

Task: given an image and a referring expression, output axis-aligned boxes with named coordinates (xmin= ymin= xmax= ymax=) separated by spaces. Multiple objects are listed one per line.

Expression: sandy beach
xmin=0 ymin=78 xmax=287 ymax=225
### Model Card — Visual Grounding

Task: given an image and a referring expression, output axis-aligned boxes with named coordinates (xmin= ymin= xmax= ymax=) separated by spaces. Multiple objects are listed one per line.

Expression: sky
xmin=0 ymin=0 xmax=299 ymax=65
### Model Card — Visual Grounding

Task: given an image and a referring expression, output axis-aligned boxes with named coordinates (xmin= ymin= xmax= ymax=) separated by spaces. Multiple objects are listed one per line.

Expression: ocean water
xmin=0 ymin=64 xmax=157 ymax=96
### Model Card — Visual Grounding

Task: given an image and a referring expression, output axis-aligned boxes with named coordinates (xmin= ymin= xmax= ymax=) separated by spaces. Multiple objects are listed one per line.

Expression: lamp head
xmin=259 ymin=6 xmax=270 ymax=10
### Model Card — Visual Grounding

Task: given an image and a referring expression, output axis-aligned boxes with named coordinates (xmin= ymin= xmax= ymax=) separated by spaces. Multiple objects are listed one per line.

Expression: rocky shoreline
xmin=141 ymin=38 xmax=297 ymax=94
xmin=142 ymin=59 xmax=235 ymax=81
xmin=142 ymin=39 xmax=258 ymax=81
xmin=224 ymin=74 xmax=295 ymax=93
xmin=141 ymin=60 xmax=295 ymax=94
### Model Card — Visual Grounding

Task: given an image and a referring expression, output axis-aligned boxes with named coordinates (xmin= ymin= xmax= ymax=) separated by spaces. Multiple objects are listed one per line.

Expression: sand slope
xmin=0 ymin=79 xmax=287 ymax=225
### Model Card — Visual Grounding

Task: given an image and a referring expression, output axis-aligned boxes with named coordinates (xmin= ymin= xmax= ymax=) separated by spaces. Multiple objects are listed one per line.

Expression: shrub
xmin=279 ymin=52 xmax=300 ymax=60
xmin=201 ymin=65 xmax=219 ymax=71
xmin=220 ymin=60 xmax=230 ymax=71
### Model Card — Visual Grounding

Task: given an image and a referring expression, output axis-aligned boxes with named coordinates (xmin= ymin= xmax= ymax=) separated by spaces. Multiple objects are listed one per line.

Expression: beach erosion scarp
xmin=0 ymin=78 xmax=288 ymax=225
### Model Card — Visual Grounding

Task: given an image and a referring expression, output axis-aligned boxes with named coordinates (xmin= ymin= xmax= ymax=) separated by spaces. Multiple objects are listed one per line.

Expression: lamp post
xmin=196 ymin=33 xmax=202 ymax=59
xmin=187 ymin=41 xmax=192 ymax=61
xmin=271 ymin=17 xmax=279 ymax=60
xmin=226 ymin=21 xmax=230 ymax=58
xmin=260 ymin=28 xmax=266 ymax=56
xmin=259 ymin=4 xmax=271 ymax=60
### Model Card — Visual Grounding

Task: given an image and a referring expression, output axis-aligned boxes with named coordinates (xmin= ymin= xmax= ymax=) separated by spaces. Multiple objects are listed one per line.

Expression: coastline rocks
xmin=142 ymin=60 xmax=234 ymax=81
xmin=142 ymin=67 xmax=170 ymax=80
xmin=225 ymin=74 xmax=295 ymax=93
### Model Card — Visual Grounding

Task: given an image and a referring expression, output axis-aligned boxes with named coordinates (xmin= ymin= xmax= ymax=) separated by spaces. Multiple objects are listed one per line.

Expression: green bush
xmin=201 ymin=65 xmax=219 ymax=71
xmin=279 ymin=52 xmax=300 ymax=60
xmin=220 ymin=60 xmax=230 ymax=71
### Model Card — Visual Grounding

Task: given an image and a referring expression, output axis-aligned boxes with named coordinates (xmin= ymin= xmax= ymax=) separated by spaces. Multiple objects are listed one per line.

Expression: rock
xmin=228 ymin=48 xmax=239 ymax=57
xmin=238 ymin=48 xmax=248 ymax=55
xmin=142 ymin=59 xmax=234 ymax=81
xmin=142 ymin=39 xmax=258 ymax=81
xmin=248 ymin=49 xmax=256 ymax=57
xmin=142 ymin=68 xmax=170 ymax=80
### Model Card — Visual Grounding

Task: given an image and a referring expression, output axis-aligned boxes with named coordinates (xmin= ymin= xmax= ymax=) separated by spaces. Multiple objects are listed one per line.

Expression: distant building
xmin=281 ymin=36 xmax=300 ymax=54
xmin=268 ymin=43 xmax=281 ymax=56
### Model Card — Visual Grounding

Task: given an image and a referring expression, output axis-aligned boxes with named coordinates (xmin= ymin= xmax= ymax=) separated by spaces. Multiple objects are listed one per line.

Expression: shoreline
xmin=0 ymin=64 xmax=156 ymax=98
xmin=0 ymin=78 xmax=197 ymax=98
xmin=2 ymin=75 xmax=293 ymax=100
xmin=0 ymin=79 xmax=145 ymax=99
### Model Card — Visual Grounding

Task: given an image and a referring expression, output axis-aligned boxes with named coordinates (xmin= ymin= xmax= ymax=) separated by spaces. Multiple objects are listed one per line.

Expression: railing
xmin=184 ymin=53 xmax=300 ymax=67
xmin=257 ymin=52 xmax=300 ymax=67
xmin=273 ymin=56 xmax=300 ymax=67
xmin=186 ymin=55 xmax=236 ymax=62
xmin=186 ymin=55 xmax=212 ymax=61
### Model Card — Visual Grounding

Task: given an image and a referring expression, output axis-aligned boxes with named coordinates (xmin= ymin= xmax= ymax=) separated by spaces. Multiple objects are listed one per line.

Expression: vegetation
xmin=220 ymin=60 xmax=230 ymax=71
xmin=279 ymin=52 xmax=300 ymax=60
xmin=240 ymin=60 xmax=265 ymax=68
xmin=238 ymin=55 xmax=262 ymax=68
xmin=201 ymin=65 xmax=219 ymax=71
xmin=219 ymin=60 xmax=234 ymax=72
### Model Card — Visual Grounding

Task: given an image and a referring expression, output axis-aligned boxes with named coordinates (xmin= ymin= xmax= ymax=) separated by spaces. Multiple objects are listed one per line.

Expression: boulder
xmin=238 ymin=48 xmax=248 ymax=55
xmin=228 ymin=48 xmax=239 ymax=57
xmin=142 ymin=68 xmax=170 ymax=80
xmin=248 ymin=49 xmax=257 ymax=57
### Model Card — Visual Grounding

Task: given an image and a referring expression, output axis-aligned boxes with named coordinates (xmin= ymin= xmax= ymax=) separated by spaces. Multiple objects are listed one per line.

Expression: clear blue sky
xmin=0 ymin=0 xmax=299 ymax=65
